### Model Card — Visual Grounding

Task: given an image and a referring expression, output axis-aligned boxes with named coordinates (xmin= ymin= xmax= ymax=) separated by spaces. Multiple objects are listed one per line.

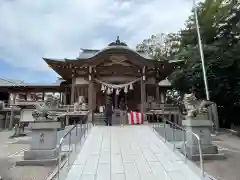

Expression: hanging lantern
xmin=143 ymin=75 xmax=146 ymax=81
xmin=101 ymin=84 xmax=105 ymax=91
xmin=107 ymin=87 xmax=111 ymax=95
xmin=124 ymin=86 xmax=128 ymax=93
xmin=130 ymin=83 xmax=133 ymax=90
xmin=111 ymin=88 xmax=113 ymax=93
xmin=116 ymin=89 xmax=120 ymax=95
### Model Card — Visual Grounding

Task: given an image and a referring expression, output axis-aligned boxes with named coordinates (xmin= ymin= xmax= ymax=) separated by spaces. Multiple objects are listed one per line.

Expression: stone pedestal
xmin=16 ymin=121 xmax=61 ymax=166
xmin=182 ymin=114 xmax=222 ymax=160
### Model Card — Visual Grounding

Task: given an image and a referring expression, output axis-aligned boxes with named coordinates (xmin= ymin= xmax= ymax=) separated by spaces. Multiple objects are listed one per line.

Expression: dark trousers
xmin=105 ymin=115 xmax=112 ymax=125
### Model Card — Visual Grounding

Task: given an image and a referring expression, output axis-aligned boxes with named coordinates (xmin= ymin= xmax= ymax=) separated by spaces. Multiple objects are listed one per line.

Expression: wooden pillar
xmin=59 ymin=92 xmax=63 ymax=104
xmin=88 ymin=66 xmax=94 ymax=122
xmin=74 ymin=87 xmax=76 ymax=103
xmin=160 ymin=92 xmax=164 ymax=103
xmin=9 ymin=108 xmax=14 ymax=129
xmin=80 ymin=86 xmax=83 ymax=97
xmin=70 ymin=82 xmax=74 ymax=104
xmin=70 ymin=67 xmax=75 ymax=104
xmin=5 ymin=112 xmax=9 ymax=129
xmin=140 ymin=66 xmax=146 ymax=119
xmin=14 ymin=93 xmax=17 ymax=104
xmin=125 ymin=91 xmax=128 ymax=110
xmin=66 ymin=115 xmax=69 ymax=125
xmin=93 ymin=84 xmax=96 ymax=111
xmin=63 ymin=88 xmax=67 ymax=105
xmin=9 ymin=93 xmax=16 ymax=105
xmin=88 ymin=83 xmax=93 ymax=121
xmin=156 ymin=85 xmax=160 ymax=102
xmin=42 ymin=92 xmax=45 ymax=101
xmin=76 ymin=86 xmax=79 ymax=102
xmin=26 ymin=93 xmax=31 ymax=101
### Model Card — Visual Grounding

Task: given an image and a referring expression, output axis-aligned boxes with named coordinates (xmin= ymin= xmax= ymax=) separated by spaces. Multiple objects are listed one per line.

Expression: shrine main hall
xmin=43 ymin=37 xmax=181 ymax=117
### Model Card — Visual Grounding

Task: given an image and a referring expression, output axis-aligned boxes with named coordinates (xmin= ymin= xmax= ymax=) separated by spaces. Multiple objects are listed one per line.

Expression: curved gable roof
xmin=77 ymin=45 xmax=152 ymax=60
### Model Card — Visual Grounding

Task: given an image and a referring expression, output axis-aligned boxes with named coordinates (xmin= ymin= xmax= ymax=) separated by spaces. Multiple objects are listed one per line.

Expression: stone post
xmin=208 ymin=103 xmax=219 ymax=131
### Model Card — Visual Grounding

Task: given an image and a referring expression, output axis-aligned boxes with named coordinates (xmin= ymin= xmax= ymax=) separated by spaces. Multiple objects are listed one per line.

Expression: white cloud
xmin=0 ymin=0 xmax=193 ymax=72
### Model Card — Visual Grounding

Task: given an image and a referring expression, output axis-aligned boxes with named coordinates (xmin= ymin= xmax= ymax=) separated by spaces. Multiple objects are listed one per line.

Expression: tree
xmin=136 ymin=0 xmax=240 ymax=127
xmin=170 ymin=0 xmax=240 ymax=127
xmin=136 ymin=33 xmax=181 ymax=60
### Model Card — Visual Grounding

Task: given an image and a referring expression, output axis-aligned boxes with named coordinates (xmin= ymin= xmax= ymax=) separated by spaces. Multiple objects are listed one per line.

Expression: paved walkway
xmin=65 ymin=125 xmax=202 ymax=180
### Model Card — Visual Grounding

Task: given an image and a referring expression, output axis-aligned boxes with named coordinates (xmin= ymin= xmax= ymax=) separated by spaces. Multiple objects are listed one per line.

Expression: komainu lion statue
xmin=32 ymin=95 xmax=60 ymax=121
xmin=183 ymin=93 xmax=214 ymax=118
xmin=73 ymin=96 xmax=87 ymax=112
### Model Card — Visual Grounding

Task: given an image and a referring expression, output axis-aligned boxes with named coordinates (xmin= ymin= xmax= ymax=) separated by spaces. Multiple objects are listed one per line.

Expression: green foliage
xmin=136 ymin=0 xmax=240 ymax=126
xmin=136 ymin=33 xmax=181 ymax=60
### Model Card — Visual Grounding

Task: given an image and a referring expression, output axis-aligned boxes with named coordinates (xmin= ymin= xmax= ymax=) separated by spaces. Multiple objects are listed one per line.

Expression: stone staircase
xmin=93 ymin=113 xmax=106 ymax=125
xmin=93 ymin=110 xmax=127 ymax=126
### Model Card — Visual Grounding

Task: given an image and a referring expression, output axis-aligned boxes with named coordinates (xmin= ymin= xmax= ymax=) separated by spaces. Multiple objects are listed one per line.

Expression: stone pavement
xmin=65 ymin=125 xmax=203 ymax=180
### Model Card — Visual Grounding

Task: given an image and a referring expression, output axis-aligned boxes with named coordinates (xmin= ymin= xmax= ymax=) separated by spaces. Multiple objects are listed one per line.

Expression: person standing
xmin=105 ymin=95 xmax=113 ymax=126
xmin=119 ymin=98 xmax=126 ymax=126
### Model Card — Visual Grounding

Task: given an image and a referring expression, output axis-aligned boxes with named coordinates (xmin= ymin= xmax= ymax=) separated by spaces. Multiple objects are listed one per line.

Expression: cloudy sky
xmin=0 ymin=0 xmax=195 ymax=83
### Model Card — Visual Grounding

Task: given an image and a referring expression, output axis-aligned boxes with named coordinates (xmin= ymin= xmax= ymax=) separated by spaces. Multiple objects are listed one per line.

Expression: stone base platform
xmin=16 ymin=120 xmax=62 ymax=166
xmin=179 ymin=144 xmax=225 ymax=160
xmin=23 ymin=149 xmax=58 ymax=160
xmin=16 ymin=158 xmax=58 ymax=166
xmin=182 ymin=119 xmax=225 ymax=161
xmin=190 ymin=153 xmax=226 ymax=161
xmin=186 ymin=143 xmax=219 ymax=155
xmin=16 ymin=148 xmax=65 ymax=166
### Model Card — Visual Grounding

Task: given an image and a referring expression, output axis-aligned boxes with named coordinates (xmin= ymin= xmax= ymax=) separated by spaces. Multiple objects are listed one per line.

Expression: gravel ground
xmin=195 ymin=131 xmax=240 ymax=180
xmin=0 ymin=126 xmax=87 ymax=180
xmin=0 ymin=130 xmax=56 ymax=180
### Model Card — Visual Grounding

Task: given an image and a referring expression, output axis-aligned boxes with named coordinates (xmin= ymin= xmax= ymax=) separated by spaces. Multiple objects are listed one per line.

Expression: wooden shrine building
xmin=43 ymin=37 xmax=182 ymax=117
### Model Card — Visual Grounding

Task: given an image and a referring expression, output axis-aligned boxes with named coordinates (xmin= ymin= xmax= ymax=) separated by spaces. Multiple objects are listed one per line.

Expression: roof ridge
xmin=0 ymin=78 xmax=15 ymax=84
xmin=80 ymin=48 xmax=100 ymax=52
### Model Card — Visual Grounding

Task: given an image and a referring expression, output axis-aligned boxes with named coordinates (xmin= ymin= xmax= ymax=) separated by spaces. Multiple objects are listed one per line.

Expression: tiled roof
xmin=0 ymin=78 xmax=23 ymax=86
xmin=77 ymin=45 xmax=152 ymax=60
xmin=0 ymin=78 xmax=61 ymax=87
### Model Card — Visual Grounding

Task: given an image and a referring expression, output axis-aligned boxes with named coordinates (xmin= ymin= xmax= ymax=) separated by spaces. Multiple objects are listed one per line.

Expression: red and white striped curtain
xmin=128 ymin=111 xmax=144 ymax=124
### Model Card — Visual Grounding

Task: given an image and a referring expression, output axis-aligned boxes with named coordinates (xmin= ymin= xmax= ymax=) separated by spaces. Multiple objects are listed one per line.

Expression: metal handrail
xmin=152 ymin=119 xmax=205 ymax=178
xmin=56 ymin=111 xmax=90 ymax=180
